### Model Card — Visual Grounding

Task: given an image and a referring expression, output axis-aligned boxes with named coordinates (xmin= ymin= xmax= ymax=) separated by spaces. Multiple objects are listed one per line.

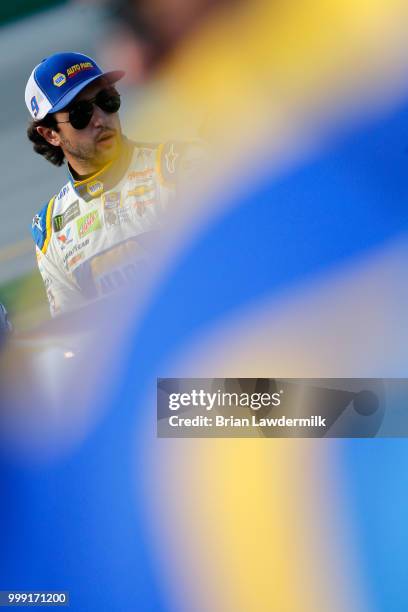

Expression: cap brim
xmin=51 ymin=70 xmax=125 ymax=113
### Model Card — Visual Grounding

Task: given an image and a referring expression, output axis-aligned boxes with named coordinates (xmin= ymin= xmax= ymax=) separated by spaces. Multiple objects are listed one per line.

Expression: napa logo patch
xmin=77 ymin=210 xmax=102 ymax=239
xmin=53 ymin=72 xmax=66 ymax=87
xmin=86 ymin=181 xmax=104 ymax=198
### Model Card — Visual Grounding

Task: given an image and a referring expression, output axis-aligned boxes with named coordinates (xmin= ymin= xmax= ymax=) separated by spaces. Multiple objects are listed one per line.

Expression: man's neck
xmin=67 ymin=158 xmax=111 ymax=181
xmin=68 ymin=162 xmax=102 ymax=181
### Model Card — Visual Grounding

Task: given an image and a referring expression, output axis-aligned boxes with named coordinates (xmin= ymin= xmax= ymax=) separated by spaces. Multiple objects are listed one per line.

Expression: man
xmin=26 ymin=51 xmax=185 ymax=316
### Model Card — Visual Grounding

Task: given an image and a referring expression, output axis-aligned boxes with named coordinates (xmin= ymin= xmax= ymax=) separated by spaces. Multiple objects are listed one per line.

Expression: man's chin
xmin=96 ymin=136 xmax=120 ymax=163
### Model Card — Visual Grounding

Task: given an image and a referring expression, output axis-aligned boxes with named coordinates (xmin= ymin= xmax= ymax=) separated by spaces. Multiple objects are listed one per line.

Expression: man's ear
xmin=36 ymin=125 xmax=61 ymax=147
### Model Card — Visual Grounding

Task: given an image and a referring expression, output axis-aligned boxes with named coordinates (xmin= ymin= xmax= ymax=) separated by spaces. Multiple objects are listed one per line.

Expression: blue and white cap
xmin=25 ymin=51 xmax=124 ymax=120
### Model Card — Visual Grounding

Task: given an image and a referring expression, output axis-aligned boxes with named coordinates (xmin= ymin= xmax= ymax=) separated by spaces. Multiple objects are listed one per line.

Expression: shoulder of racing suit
xmin=31 ymin=194 xmax=57 ymax=254
xmin=31 ymin=179 xmax=77 ymax=254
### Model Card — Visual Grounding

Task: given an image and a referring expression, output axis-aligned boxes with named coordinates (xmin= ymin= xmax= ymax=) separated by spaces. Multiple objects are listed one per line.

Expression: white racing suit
xmin=32 ymin=138 xmax=190 ymax=316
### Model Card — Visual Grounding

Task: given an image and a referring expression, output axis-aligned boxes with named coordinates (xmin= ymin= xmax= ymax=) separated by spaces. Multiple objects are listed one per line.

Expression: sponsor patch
xmin=105 ymin=210 xmax=119 ymax=228
xmin=127 ymin=168 xmax=154 ymax=181
xmin=67 ymin=62 xmax=94 ymax=78
xmin=63 ymin=238 xmax=90 ymax=264
xmin=158 ymin=141 xmax=202 ymax=184
xmin=103 ymin=192 xmax=121 ymax=210
xmin=118 ymin=207 xmax=131 ymax=224
xmin=53 ymin=73 xmax=66 ymax=87
xmin=77 ymin=210 xmax=102 ymax=238
xmin=127 ymin=184 xmax=154 ymax=198
xmin=57 ymin=185 xmax=70 ymax=201
xmin=165 ymin=142 xmax=179 ymax=174
xmin=53 ymin=200 xmax=80 ymax=232
xmin=126 ymin=175 xmax=157 ymax=208
xmin=86 ymin=180 xmax=104 ymax=198
xmin=129 ymin=198 xmax=156 ymax=217
xmin=125 ymin=172 xmax=157 ymax=214
xmin=57 ymin=227 xmax=74 ymax=250
xmin=105 ymin=206 xmax=131 ymax=229
xmin=67 ymin=252 xmax=85 ymax=269
xmin=32 ymin=214 xmax=43 ymax=232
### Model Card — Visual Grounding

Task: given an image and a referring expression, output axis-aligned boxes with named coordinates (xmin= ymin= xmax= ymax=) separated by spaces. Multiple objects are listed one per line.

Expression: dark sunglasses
xmin=56 ymin=89 xmax=121 ymax=130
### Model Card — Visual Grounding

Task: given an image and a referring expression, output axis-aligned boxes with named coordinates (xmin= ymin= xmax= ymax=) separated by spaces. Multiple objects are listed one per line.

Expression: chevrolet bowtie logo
xmin=127 ymin=185 xmax=154 ymax=197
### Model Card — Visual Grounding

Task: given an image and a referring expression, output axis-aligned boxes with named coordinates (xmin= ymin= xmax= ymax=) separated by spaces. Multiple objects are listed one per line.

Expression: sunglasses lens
xmin=67 ymin=91 xmax=121 ymax=129
xmin=96 ymin=91 xmax=121 ymax=114
xmin=69 ymin=101 xmax=94 ymax=130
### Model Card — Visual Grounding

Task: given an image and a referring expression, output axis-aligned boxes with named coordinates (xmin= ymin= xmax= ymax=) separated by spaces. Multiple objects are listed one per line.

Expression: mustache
xmin=96 ymin=129 xmax=117 ymax=141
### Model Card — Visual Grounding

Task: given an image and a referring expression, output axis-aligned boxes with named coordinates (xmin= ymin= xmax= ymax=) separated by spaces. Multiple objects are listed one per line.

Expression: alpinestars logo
xmin=32 ymin=214 xmax=43 ymax=232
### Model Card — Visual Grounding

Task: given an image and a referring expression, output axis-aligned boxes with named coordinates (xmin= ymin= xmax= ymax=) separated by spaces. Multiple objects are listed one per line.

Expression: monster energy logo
xmin=53 ymin=201 xmax=80 ymax=232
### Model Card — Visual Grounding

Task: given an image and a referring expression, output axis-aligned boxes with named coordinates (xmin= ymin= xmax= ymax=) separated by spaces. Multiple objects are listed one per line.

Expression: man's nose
xmin=90 ymin=104 xmax=106 ymax=127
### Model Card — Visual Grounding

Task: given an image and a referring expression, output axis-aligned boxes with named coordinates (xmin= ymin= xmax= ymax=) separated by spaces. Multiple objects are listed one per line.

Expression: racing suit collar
xmin=68 ymin=137 xmax=134 ymax=202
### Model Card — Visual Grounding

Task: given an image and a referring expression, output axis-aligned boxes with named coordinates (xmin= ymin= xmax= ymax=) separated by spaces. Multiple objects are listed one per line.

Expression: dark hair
xmin=27 ymin=115 xmax=65 ymax=166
